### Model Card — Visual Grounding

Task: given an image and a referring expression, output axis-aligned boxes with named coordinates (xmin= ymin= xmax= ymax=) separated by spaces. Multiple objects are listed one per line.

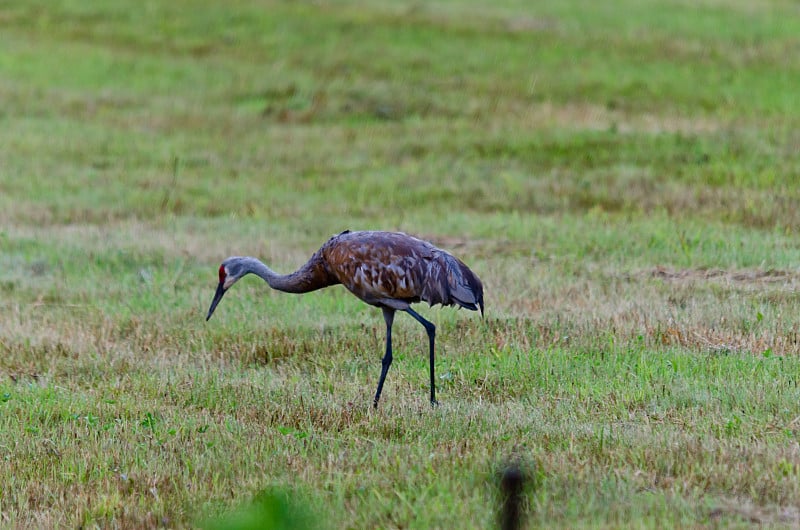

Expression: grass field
xmin=2 ymin=0 xmax=800 ymax=528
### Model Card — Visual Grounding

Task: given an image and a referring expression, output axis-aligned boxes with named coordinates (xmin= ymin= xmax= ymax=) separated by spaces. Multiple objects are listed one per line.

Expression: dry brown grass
xmin=4 ymin=0 xmax=800 ymax=527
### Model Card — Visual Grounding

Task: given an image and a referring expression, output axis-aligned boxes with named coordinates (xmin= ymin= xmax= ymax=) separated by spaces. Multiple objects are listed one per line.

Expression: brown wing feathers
xmin=426 ymin=252 xmax=484 ymax=314
xmin=323 ymin=231 xmax=483 ymax=314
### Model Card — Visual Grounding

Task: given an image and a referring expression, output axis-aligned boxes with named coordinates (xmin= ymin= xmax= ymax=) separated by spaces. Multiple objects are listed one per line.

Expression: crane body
xmin=206 ymin=230 xmax=484 ymax=407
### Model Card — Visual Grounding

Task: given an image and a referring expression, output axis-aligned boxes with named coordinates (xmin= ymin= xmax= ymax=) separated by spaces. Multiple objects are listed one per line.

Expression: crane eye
xmin=218 ymin=265 xmax=226 ymax=284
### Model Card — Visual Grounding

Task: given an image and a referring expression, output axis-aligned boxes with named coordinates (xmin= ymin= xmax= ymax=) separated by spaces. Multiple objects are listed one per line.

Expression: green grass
xmin=2 ymin=0 xmax=800 ymax=528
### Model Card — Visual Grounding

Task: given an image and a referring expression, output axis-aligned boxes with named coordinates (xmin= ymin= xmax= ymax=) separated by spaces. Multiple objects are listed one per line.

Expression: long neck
xmin=243 ymin=256 xmax=334 ymax=294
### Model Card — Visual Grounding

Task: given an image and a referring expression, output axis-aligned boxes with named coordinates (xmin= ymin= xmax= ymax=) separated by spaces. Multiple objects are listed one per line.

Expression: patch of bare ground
xmin=3 ymin=221 xmax=322 ymax=266
xmin=495 ymin=100 xmax=727 ymax=135
xmin=649 ymin=321 xmax=800 ymax=355
xmin=646 ymin=266 xmax=800 ymax=285
xmin=708 ymin=498 xmax=800 ymax=526
xmin=675 ymin=0 xmax=780 ymax=14
xmin=665 ymin=189 xmax=800 ymax=230
xmin=483 ymin=313 xmax=800 ymax=357
xmin=549 ymin=177 xmax=800 ymax=230
xmin=496 ymin=260 xmax=800 ymax=356
xmin=420 ymin=233 xmax=530 ymax=259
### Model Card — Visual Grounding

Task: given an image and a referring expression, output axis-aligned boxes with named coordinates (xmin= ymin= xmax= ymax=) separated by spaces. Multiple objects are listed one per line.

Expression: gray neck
xmin=240 ymin=256 xmax=317 ymax=294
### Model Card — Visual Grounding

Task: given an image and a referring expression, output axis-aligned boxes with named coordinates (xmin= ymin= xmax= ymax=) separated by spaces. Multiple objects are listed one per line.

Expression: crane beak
xmin=206 ymin=282 xmax=226 ymax=321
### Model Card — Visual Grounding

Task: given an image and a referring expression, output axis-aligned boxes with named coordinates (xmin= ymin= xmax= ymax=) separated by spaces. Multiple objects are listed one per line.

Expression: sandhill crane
xmin=206 ymin=230 xmax=484 ymax=407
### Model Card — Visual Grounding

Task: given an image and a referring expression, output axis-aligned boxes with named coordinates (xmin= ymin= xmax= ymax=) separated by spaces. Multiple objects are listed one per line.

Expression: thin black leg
xmin=373 ymin=307 xmax=395 ymax=408
xmin=405 ymin=307 xmax=437 ymax=406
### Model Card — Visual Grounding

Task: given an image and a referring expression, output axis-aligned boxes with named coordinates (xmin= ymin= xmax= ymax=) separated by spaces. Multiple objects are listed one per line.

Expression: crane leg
xmin=405 ymin=307 xmax=437 ymax=407
xmin=373 ymin=307 xmax=395 ymax=408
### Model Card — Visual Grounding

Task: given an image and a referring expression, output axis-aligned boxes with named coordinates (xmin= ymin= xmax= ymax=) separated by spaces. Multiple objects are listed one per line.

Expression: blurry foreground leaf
xmin=201 ymin=488 xmax=314 ymax=530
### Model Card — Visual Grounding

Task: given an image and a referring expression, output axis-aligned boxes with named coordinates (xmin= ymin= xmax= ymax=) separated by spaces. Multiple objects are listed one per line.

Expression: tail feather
xmin=423 ymin=252 xmax=484 ymax=314
xmin=452 ymin=257 xmax=484 ymax=315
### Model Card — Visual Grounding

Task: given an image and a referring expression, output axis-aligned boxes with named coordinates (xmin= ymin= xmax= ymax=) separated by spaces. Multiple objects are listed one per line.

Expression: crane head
xmin=206 ymin=262 xmax=239 ymax=320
